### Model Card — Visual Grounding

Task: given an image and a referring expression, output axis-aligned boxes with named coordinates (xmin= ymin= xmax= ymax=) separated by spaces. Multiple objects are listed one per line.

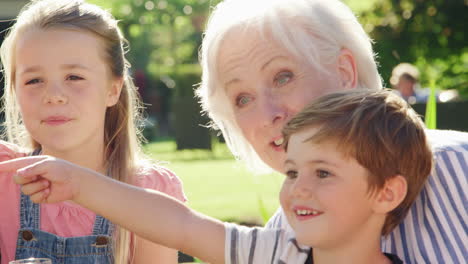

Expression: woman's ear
xmin=373 ymin=175 xmax=408 ymax=214
xmin=337 ymin=48 xmax=358 ymax=89
xmin=107 ymin=77 xmax=124 ymax=107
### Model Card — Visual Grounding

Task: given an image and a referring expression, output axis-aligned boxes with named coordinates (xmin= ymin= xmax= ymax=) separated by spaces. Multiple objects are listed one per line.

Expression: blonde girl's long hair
xmin=0 ymin=0 xmax=145 ymax=262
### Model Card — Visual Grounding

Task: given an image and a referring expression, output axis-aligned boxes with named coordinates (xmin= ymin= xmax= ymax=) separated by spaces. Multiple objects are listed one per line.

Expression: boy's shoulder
xmin=425 ymin=129 xmax=468 ymax=153
xmin=224 ymin=223 xmax=310 ymax=264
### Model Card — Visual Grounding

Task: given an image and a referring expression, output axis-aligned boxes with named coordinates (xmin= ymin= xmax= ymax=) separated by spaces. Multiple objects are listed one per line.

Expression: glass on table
xmin=9 ymin=258 xmax=52 ymax=264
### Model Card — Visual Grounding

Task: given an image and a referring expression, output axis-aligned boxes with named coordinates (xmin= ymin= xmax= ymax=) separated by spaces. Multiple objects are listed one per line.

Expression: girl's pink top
xmin=0 ymin=142 xmax=187 ymax=264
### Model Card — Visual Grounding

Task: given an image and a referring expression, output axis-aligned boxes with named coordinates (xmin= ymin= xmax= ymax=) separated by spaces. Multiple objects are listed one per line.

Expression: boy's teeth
xmin=274 ymin=138 xmax=284 ymax=146
xmin=296 ymin=209 xmax=319 ymax=216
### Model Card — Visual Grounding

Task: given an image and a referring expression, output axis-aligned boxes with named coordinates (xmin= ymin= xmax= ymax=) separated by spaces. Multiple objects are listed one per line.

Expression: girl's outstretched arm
xmin=0 ymin=156 xmax=225 ymax=264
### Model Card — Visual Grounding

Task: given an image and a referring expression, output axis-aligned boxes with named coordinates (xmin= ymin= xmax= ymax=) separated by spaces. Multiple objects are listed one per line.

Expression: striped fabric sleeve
xmin=382 ymin=129 xmax=468 ymax=264
xmin=225 ymin=223 xmax=287 ymax=264
xmin=224 ymin=223 xmax=310 ymax=264
xmin=265 ymin=207 xmax=289 ymax=230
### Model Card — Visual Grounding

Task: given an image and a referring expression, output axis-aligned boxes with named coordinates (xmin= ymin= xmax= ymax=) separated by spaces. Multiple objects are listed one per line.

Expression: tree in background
xmin=86 ymin=0 xmax=467 ymax=140
xmin=90 ymin=0 xmax=219 ymax=147
xmin=89 ymin=0 xmax=216 ymax=143
xmin=90 ymin=0 xmax=466 ymax=97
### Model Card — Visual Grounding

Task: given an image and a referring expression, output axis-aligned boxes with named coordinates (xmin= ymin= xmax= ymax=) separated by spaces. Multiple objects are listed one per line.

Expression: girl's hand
xmin=0 ymin=156 xmax=80 ymax=203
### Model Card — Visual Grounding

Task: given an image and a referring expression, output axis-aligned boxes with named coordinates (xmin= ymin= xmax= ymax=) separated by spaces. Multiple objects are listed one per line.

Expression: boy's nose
xmin=291 ymin=176 xmax=314 ymax=199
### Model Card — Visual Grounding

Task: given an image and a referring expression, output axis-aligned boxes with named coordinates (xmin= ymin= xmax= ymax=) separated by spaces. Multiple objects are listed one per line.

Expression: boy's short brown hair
xmin=282 ymin=89 xmax=433 ymax=235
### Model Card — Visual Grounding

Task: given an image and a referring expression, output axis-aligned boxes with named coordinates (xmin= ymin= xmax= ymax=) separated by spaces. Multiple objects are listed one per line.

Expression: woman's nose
xmin=43 ymin=83 xmax=68 ymax=105
xmin=260 ymin=95 xmax=289 ymax=127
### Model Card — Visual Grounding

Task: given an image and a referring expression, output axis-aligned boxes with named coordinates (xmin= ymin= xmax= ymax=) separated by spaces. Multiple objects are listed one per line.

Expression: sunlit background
xmin=0 ymin=0 xmax=467 ymax=227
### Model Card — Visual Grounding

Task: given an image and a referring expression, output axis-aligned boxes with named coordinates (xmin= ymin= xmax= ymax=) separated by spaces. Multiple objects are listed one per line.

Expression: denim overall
xmin=14 ymin=151 xmax=115 ymax=264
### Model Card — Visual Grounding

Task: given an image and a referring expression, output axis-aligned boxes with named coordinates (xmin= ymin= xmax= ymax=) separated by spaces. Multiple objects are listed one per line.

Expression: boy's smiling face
xmin=280 ymin=126 xmax=384 ymax=249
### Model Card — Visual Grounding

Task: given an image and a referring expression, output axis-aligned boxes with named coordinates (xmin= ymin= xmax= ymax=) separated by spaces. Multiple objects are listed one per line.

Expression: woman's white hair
xmin=196 ymin=0 xmax=382 ymax=173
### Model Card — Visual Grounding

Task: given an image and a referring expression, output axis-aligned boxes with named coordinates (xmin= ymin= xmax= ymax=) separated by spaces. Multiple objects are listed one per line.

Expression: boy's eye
xmin=285 ymin=170 xmax=298 ymax=179
xmin=67 ymin=75 xmax=84 ymax=81
xmin=25 ymin=78 xmax=41 ymax=85
xmin=316 ymin=169 xmax=331 ymax=179
xmin=235 ymin=94 xmax=253 ymax=107
xmin=274 ymin=71 xmax=293 ymax=86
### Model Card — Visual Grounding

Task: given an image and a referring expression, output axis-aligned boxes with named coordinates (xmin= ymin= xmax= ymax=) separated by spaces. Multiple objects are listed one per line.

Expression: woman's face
xmin=217 ymin=30 xmax=347 ymax=172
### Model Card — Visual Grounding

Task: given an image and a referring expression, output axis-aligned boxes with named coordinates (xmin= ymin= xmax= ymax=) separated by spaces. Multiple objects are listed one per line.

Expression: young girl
xmin=0 ymin=0 xmax=185 ymax=263
xmin=2 ymin=89 xmax=433 ymax=264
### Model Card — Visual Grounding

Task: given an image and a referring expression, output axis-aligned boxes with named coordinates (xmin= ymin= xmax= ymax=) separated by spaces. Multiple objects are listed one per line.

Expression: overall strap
xmin=92 ymin=215 xmax=114 ymax=236
xmin=19 ymin=193 xmax=40 ymax=229
xmin=18 ymin=148 xmax=43 ymax=229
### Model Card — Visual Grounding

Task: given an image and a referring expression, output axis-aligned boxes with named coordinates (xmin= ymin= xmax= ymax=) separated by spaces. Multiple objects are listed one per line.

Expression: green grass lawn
xmin=143 ymin=139 xmax=283 ymax=225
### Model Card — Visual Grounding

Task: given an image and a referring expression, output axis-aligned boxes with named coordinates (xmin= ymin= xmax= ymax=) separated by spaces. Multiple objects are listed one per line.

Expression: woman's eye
xmin=285 ymin=170 xmax=298 ymax=179
xmin=67 ymin=75 xmax=84 ymax=81
xmin=274 ymin=71 xmax=293 ymax=86
xmin=316 ymin=169 xmax=331 ymax=179
xmin=235 ymin=95 xmax=252 ymax=107
xmin=25 ymin=78 xmax=41 ymax=85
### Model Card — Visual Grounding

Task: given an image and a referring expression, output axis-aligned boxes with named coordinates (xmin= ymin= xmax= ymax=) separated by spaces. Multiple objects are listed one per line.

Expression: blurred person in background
xmin=391 ymin=62 xmax=459 ymax=104
xmin=390 ymin=63 xmax=428 ymax=104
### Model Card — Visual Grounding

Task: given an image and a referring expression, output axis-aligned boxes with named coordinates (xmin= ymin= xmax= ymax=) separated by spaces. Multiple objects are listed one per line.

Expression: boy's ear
xmin=372 ymin=175 xmax=407 ymax=214
xmin=337 ymin=48 xmax=358 ymax=89
xmin=107 ymin=77 xmax=124 ymax=107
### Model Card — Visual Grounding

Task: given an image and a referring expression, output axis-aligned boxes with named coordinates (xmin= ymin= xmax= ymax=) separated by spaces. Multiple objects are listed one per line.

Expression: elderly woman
xmin=195 ymin=0 xmax=467 ymax=263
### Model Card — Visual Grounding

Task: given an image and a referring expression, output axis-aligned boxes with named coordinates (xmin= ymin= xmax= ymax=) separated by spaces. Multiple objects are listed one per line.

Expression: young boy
xmin=2 ymin=89 xmax=432 ymax=264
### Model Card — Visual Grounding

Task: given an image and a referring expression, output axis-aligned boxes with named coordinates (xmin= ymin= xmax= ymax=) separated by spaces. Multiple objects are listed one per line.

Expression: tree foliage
xmin=352 ymin=0 xmax=467 ymax=95
xmin=90 ymin=0 xmax=467 ymax=96
xmin=91 ymin=0 xmax=213 ymax=76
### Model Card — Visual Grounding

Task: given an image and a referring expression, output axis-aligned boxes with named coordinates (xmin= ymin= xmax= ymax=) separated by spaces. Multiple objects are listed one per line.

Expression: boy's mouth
xmin=293 ymin=206 xmax=324 ymax=220
xmin=295 ymin=209 xmax=322 ymax=216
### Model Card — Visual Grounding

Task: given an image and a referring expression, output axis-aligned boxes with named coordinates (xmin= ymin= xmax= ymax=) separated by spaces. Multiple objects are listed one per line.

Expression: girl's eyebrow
xmin=19 ymin=65 xmax=41 ymax=75
xmin=62 ymin=63 xmax=91 ymax=71
xmin=19 ymin=64 xmax=91 ymax=75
